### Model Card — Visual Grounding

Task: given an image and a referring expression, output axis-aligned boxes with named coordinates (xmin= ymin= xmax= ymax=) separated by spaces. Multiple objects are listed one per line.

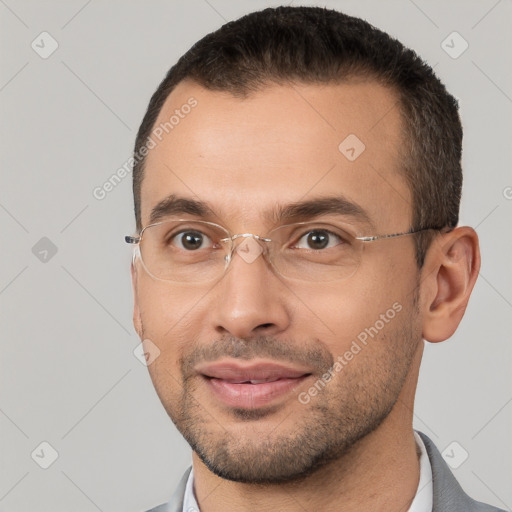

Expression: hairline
xmin=134 ymin=74 xmax=414 ymax=233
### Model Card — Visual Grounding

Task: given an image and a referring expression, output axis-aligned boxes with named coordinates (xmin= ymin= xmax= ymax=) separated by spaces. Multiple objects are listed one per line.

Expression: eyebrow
xmin=149 ymin=195 xmax=214 ymax=225
xmin=148 ymin=194 xmax=374 ymax=229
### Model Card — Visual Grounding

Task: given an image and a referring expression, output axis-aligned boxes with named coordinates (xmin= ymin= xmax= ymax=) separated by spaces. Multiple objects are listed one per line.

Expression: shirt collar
xmin=408 ymin=429 xmax=434 ymax=512
xmin=182 ymin=463 xmax=200 ymax=512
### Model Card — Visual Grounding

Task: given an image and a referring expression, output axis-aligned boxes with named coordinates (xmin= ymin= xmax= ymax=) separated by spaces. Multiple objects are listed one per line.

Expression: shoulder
xmin=417 ymin=431 xmax=505 ymax=512
xmin=144 ymin=437 xmax=506 ymax=512
xmin=144 ymin=466 xmax=192 ymax=512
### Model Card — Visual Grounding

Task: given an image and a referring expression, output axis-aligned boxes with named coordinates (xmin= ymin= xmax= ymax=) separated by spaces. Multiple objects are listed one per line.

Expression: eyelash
xmin=169 ymin=227 xmax=349 ymax=251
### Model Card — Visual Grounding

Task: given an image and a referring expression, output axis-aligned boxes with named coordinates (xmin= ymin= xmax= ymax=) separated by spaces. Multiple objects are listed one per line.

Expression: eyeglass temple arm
xmin=356 ymin=226 xmax=447 ymax=243
xmin=125 ymin=235 xmax=140 ymax=244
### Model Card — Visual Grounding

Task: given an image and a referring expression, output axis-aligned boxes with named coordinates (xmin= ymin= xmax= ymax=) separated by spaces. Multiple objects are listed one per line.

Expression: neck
xmin=193 ymin=345 xmax=423 ymax=512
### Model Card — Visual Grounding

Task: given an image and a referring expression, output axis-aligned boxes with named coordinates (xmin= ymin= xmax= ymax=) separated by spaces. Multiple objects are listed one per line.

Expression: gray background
xmin=1 ymin=0 xmax=511 ymax=511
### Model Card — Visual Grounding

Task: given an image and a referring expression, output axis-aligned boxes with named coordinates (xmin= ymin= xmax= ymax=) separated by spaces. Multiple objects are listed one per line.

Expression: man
xmin=126 ymin=6 xmax=503 ymax=512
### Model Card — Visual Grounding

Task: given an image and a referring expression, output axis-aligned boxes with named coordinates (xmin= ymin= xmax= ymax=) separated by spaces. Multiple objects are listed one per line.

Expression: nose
xmin=210 ymin=236 xmax=291 ymax=339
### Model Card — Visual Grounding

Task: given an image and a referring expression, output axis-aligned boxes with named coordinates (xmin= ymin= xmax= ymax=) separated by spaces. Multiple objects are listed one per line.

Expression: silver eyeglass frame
xmin=125 ymin=219 xmax=447 ymax=282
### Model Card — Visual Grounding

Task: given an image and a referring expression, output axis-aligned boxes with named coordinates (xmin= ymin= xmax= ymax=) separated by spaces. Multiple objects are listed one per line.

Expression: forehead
xmin=140 ymin=79 xmax=411 ymax=231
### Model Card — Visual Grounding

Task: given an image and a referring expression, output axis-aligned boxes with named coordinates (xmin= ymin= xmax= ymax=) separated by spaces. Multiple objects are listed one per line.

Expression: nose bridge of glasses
xmin=221 ymin=232 xmax=272 ymax=266
xmin=230 ymin=232 xmax=271 ymax=243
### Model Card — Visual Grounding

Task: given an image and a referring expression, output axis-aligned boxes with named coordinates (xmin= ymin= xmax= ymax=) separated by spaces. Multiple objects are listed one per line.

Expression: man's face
xmin=132 ymin=80 xmax=424 ymax=483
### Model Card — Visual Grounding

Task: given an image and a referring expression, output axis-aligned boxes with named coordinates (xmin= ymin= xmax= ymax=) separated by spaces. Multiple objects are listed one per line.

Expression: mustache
xmin=181 ymin=335 xmax=335 ymax=377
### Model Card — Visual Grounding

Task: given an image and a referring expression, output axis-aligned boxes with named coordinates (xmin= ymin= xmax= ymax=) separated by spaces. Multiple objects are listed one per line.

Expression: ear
xmin=131 ymin=260 xmax=143 ymax=339
xmin=421 ymin=227 xmax=481 ymax=343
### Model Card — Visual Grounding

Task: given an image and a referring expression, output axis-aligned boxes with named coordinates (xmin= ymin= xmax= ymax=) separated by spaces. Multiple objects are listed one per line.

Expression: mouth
xmin=195 ymin=360 xmax=313 ymax=409
xmin=211 ymin=377 xmax=291 ymax=384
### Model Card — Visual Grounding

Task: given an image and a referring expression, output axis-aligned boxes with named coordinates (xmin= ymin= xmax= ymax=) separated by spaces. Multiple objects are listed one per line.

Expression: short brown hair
xmin=131 ymin=6 xmax=462 ymax=267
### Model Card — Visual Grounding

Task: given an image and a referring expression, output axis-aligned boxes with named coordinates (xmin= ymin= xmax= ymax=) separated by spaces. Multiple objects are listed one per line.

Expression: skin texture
xmin=130 ymin=80 xmax=480 ymax=511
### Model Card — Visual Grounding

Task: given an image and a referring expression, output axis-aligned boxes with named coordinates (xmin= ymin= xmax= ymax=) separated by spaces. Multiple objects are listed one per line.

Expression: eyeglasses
xmin=125 ymin=218 xmax=442 ymax=283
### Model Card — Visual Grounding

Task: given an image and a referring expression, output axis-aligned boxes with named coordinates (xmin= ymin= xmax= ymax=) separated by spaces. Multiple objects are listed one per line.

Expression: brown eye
xmin=171 ymin=230 xmax=211 ymax=251
xmin=295 ymin=229 xmax=343 ymax=250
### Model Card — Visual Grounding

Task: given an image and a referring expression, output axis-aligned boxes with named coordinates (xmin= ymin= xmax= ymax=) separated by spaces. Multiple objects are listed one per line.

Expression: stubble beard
xmin=148 ymin=296 xmax=421 ymax=484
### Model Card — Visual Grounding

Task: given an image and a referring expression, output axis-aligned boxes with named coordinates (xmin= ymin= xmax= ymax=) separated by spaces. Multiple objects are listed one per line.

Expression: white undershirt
xmin=182 ymin=430 xmax=433 ymax=512
xmin=182 ymin=467 xmax=200 ymax=512
xmin=408 ymin=430 xmax=433 ymax=512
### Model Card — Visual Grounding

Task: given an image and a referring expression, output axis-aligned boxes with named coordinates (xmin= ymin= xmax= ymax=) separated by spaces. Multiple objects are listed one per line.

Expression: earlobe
xmin=131 ymin=261 xmax=143 ymax=339
xmin=421 ymin=227 xmax=481 ymax=343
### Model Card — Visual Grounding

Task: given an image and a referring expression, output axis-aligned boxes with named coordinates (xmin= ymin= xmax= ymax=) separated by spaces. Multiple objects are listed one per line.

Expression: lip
xmin=195 ymin=360 xmax=312 ymax=381
xmin=196 ymin=360 xmax=313 ymax=409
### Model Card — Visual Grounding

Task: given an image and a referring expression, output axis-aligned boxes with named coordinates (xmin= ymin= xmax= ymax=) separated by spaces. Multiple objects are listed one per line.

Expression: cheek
xmin=136 ymin=274 xmax=210 ymax=361
xmin=137 ymin=281 xmax=203 ymax=398
xmin=304 ymin=257 xmax=417 ymax=351
xmin=138 ymin=269 xmax=199 ymax=321
xmin=359 ymin=241 xmax=419 ymax=298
